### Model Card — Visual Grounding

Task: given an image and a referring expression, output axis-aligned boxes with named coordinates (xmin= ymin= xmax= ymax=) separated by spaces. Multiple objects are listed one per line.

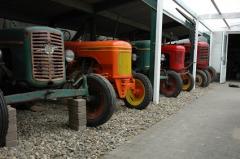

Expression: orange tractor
xmin=65 ymin=40 xmax=153 ymax=111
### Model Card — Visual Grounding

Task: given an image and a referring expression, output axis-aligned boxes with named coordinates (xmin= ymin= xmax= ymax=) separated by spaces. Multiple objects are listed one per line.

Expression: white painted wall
xmin=210 ymin=31 xmax=224 ymax=73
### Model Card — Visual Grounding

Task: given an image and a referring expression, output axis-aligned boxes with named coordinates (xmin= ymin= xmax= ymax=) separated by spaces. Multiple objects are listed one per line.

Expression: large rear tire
xmin=66 ymin=72 xmax=116 ymax=127
xmin=160 ymin=71 xmax=183 ymax=97
xmin=207 ymin=66 xmax=217 ymax=82
xmin=203 ymin=69 xmax=211 ymax=87
xmin=181 ymin=72 xmax=194 ymax=92
xmin=0 ymin=91 xmax=8 ymax=147
xmin=86 ymin=74 xmax=116 ymax=127
xmin=196 ymin=70 xmax=208 ymax=87
xmin=125 ymin=73 xmax=153 ymax=110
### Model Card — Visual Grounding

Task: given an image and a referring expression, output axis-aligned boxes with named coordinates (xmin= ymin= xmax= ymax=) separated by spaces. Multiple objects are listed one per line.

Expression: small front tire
xmin=160 ymin=70 xmax=183 ymax=97
xmin=207 ymin=66 xmax=217 ymax=82
xmin=203 ymin=69 xmax=211 ymax=87
xmin=196 ymin=70 xmax=208 ymax=87
xmin=181 ymin=72 xmax=194 ymax=92
xmin=124 ymin=73 xmax=153 ymax=110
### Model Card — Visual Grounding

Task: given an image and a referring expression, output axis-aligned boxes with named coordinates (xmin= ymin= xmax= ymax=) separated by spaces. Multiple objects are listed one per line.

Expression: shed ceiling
xmin=0 ymin=0 xmax=191 ymax=40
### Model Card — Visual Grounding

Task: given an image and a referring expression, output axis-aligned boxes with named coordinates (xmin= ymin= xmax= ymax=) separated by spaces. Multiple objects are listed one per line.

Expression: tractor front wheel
xmin=196 ymin=70 xmax=208 ymax=87
xmin=125 ymin=73 xmax=153 ymax=110
xmin=181 ymin=72 xmax=194 ymax=92
xmin=207 ymin=66 xmax=217 ymax=82
xmin=0 ymin=91 xmax=8 ymax=147
xmin=160 ymin=71 xmax=183 ymax=97
xmin=86 ymin=74 xmax=116 ymax=127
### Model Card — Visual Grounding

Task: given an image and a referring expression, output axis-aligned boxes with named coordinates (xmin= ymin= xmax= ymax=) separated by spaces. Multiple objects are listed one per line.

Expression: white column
xmin=192 ymin=20 xmax=199 ymax=89
xmin=153 ymin=0 xmax=164 ymax=104
xmin=209 ymin=32 xmax=213 ymax=66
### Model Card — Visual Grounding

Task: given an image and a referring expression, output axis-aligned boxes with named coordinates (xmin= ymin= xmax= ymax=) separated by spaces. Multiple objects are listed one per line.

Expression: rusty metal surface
xmin=31 ymin=31 xmax=65 ymax=81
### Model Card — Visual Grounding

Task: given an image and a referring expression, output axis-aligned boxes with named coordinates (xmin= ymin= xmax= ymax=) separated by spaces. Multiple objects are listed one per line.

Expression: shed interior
xmin=0 ymin=0 xmax=190 ymax=41
xmin=226 ymin=34 xmax=240 ymax=81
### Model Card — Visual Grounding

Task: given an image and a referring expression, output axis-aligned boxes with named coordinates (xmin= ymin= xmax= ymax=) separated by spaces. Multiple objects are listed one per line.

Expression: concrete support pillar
xmin=153 ymin=0 xmax=164 ymax=104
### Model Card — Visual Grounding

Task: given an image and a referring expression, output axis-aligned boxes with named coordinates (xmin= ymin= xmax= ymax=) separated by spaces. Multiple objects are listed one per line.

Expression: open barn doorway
xmin=226 ymin=34 xmax=240 ymax=81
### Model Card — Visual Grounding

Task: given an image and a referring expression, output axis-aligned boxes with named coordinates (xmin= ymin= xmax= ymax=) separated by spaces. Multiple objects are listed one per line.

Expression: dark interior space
xmin=226 ymin=34 xmax=240 ymax=81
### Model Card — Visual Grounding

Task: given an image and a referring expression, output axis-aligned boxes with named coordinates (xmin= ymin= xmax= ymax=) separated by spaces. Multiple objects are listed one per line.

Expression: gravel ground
xmin=0 ymin=83 xmax=218 ymax=159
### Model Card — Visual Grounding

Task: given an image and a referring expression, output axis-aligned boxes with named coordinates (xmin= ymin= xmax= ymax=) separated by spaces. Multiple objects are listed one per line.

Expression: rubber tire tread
xmin=182 ymin=72 xmax=194 ymax=92
xmin=203 ymin=69 xmax=211 ymax=87
xmin=207 ymin=66 xmax=217 ymax=82
xmin=124 ymin=73 xmax=153 ymax=110
xmin=86 ymin=73 xmax=116 ymax=127
xmin=0 ymin=91 xmax=8 ymax=147
xmin=160 ymin=71 xmax=183 ymax=97
xmin=196 ymin=70 xmax=208 ymax=87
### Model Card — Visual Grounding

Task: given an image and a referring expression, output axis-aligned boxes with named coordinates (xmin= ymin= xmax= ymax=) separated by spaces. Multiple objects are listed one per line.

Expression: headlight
xmin=161 ymin=54 xmax=165 ymax=61
xmin=132 ymin=53 xmax=137 ymax=61
xmin=65 ymin=50 xmax=75 ymax=62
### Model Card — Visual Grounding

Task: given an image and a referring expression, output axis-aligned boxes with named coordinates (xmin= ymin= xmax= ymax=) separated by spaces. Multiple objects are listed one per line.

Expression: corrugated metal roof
xmin=170 ymin=0 xmax=240 ymax=31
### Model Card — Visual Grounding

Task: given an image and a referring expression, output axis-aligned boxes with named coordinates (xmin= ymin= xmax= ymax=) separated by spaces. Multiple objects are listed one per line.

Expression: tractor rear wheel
xmin=181 ymin=72 xmax=194 ymax=92
xmin=160 ymin=71 xmax=183 ymax=97
xmin=196 ymin=70 xmax=208 ymax=87
xmin=86 ymin=74 xmax=116 ymax=127
xmin=66 ymin=72 xmax=116 ymax=127
xmin=203 ymin=69 xmax=211 ymax=87
xmin=125 ymin=73 xmax=153 ymax=110
xmin=0 ymin=91 xmax=8 ymax=147
xmin=207 ymin=66 xmax=217 ymax=82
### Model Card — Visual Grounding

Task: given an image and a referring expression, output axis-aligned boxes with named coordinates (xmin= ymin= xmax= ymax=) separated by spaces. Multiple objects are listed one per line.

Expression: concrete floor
xmin=104 ymin=83 xmax=240 ymax=159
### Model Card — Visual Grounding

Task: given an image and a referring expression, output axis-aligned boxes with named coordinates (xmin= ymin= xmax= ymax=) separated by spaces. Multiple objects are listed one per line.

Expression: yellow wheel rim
xmin=125 ymin=79 xmax=145 ymax=107
xmin=182 ymin=74 xmax=191 ymax=91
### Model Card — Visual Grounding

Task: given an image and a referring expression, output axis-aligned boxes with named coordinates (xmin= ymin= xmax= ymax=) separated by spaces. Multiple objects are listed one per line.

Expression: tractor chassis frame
xmin=4 ymin=76 xmax=89 ymax=105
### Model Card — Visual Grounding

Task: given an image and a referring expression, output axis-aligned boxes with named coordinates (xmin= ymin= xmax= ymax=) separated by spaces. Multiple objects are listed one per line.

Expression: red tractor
xmin=161 ymin=44 xmax=194 ymax=97
xmin=131 ymin=40 xmax=193 ymax=98
xmin=131 ymin=41 xmax=184 ymax=98
xmin=183 ymin=42 xmax=217 ymax=87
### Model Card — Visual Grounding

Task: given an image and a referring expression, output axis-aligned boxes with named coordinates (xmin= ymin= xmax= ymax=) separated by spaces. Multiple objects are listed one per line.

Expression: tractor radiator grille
xmin=198 ymin=47 xmax=209 ymax=60
xmin=31 ymin=31 xmax=65 ymax=81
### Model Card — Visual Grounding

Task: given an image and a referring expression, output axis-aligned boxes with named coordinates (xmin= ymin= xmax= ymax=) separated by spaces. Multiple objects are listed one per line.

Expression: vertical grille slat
xmin=31 ymin=31 xmax=65 ymax=82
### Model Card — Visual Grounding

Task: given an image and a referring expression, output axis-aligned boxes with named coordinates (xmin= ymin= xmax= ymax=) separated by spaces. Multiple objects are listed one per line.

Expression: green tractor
xmin=132 ymin=40 xmax=183 ymax=97
xmin=132 ymin=41 xmax=151 ymax=76
xmin=0 ymin=26 xmax=116 ymax=147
